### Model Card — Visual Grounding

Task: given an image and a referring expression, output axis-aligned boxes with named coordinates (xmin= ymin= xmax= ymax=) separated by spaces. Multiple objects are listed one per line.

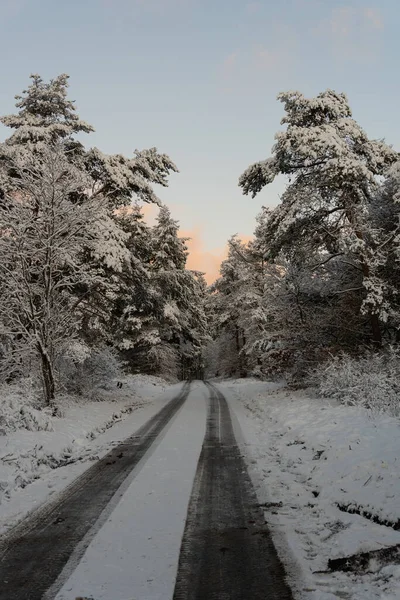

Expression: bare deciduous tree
xmin=0 ymin=144 xmax=104 ymax=404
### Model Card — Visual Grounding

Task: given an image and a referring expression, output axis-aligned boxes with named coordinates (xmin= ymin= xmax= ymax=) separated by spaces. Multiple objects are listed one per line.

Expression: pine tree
xmin=111 ymin=204 xmax=158 ymax=365
xmin=207 ymin=236 xmax=252 ymax=377
xmin=239 ymin=89 xmax=398 ymax=346
xmin=0 ymin=74 xmax=178 ymax=207
xmin=150 ymin=206 xmax=208 ymax=379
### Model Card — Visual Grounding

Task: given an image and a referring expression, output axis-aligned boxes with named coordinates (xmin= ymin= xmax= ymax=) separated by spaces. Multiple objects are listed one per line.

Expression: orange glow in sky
xmin=181 ymin=229 xmax=253 ymax=284
xmin=142 ymin=204 xmax=252 ymax=284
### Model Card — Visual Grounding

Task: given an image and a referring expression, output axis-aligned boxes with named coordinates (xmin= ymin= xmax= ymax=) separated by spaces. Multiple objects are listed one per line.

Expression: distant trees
xmin=207 ymin=236 xmax=253 ymax=378
xmin=149 ymin=206 xmax=208 ymax=379
xmin=112 ymin=204 xmax=209 ymax=380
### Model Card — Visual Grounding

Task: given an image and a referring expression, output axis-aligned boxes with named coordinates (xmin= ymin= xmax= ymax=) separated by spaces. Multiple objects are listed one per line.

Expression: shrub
xmin=313 ymin=349 xmax=400 ymax=417
xmin=0 ymin=379 xmax=53 ymax=433
xmin=147 ymin=343 xmax=179 ymax=381
xmin=57 ymin=343 xmax=122 ymax=396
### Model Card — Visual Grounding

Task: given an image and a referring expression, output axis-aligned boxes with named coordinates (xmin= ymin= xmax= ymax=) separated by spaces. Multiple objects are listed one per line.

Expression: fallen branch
xmin=328 ymin=544 xmax=400 ymax=573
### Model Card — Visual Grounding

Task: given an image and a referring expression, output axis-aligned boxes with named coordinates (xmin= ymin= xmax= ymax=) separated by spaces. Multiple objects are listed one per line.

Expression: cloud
xmin=364 ymin=7 xmax=384 ymax=30
xmin=245 ymin=2 xmax=262 ymax=14
xmin=102 ymin=0 xmax=191 ymax=17
xmin=324 ymin=5 xmax=384 ymax=62
xmin=218 ymin=39 xmax=292 ymax=93
xmin=221 ymin=52 xmax=239 ymax=81
xmin=330 ymin=6 xmax=352 ymax=37
xmin=218 ymin=51 xmax=241 ymax=94
xmin=135 ymin=0 xmax=190 ymax=12
xmin=0 ymin=0 xmax=26 ymax=18
xmin=253 ymin=46 xmax=282 ymax=71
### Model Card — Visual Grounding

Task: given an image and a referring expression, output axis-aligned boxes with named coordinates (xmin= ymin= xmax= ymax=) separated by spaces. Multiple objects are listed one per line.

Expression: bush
xmin=0 ymin=379 xmax=53 ymax=433
xmin=313 ymin=349 xmax=400 ymax=417
xmin=147 ymin=343 xmax=179 ymax=381
xmin=57 ymin=343 xmax=122 ymax=396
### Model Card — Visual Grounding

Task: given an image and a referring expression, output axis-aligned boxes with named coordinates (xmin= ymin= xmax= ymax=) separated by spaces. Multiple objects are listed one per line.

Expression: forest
xmin=0 ymin=74 xmax=208 ymax=405
xmin=1 ymin=76 xmax=400 ymax=416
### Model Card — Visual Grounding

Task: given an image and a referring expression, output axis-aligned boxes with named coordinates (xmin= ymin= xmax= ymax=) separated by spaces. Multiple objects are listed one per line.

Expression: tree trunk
xmin=344 ymin=202 xmax=382 ymax=348
xmin=359 ymin=262 xmax=382 ymax=347
xmin=370 ymin=313 xmax=382 ymax=347
xmin=39 ymin=346 xmax=55 ymax=405
xmin=235 ymin=325 xmax=241 ymax=353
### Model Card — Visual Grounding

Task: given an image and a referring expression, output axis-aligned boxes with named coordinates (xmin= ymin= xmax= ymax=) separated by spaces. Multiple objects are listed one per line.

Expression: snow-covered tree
xmin=239 ymin=89 xmax=398 ymax=346
xmin=206 ymin=236 xmax=254 ymax=377
xmin=251 ymin=204 xmax=368 ymax=376
xmin=368 ymin=162 xmax=400 ymax=339
xmin=0 ymin=145 xmax=108 ymax=404
xmin=110 ymin=204 xmax=158 ymax=363
xmin=0 ymin=74 xmax=181 ymax=380
xmin=149 ymin=206 xmax=208 ymax=378
xmin=0 ymin=74 xmax=178 ymax=208
xmin=152 ymin=205 xmax=188 ymax=271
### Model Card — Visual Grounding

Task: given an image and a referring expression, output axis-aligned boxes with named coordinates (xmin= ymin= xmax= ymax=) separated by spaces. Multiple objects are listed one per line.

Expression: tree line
xmin=0 ymin=74 xmax=208 ymax=404
xmin=2 ymin=78 xmax=398 ymax=402
xmin=207 ymin=90 xmax=400 ymax=387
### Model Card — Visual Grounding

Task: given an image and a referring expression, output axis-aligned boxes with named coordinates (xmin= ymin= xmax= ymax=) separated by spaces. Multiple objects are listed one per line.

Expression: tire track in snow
xmin=173 ymin=381 xmax=293 ymax=600
xmin=0 ymin=381 xmax=191 ymax=600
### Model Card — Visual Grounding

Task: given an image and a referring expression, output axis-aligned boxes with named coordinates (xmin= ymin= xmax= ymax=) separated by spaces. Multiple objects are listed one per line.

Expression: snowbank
xmin=221 ymin=379 xmax=400 ymax=600
xmin=0 ymin=374 xmax=173 ymax=534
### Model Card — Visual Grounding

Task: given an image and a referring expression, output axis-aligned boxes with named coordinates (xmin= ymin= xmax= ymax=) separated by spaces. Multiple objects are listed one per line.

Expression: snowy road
xmin=0 ymin=381 xmax=293 ymax=600
xmin=173 ymin=382 xmax=293 ymax=600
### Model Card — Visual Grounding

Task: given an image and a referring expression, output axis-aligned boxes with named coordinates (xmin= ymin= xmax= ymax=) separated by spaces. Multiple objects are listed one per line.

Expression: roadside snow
xmin=0 ymin=374 xmax=177 ymax=535
xmin=52 ymin=382 xmax=208 ymax=600
xmin=221 ymin=378 xmax=400 ymax=600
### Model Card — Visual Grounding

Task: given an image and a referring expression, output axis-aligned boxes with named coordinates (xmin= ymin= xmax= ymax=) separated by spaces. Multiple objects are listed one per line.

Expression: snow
xmin=0 ymin=374 xmax=175 ymax=535
xmin=222 ymin=378 xmax=400 ymax=600
xmin=52 ymin=381 xmax=208 ymax=600
xmin=4 ymin=375 xmax=400 ymax=599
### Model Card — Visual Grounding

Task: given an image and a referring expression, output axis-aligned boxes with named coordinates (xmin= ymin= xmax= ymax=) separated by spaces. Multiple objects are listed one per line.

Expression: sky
xmin=0 ymin=0 xmax=399 ymax=281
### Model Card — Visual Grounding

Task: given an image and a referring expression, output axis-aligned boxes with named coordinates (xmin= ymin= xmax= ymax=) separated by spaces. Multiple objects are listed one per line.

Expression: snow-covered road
xmin=0 ymin=380 xmax=294 ymax=600
xmin=53 ymin=382 xmax=208 ymax=600
xmin=0 ymin=382 xmax=193 ymax=600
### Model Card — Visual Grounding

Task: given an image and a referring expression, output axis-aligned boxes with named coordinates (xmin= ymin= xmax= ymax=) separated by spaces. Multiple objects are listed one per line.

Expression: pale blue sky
xmin=0 ymin=0 xmax=399 ymax=270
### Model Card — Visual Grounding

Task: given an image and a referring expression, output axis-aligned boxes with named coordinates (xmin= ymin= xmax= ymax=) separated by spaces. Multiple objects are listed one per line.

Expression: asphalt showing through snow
xmin=0 ymin=381 xmax=191 ymax=600
xmin=173 ymin=382 xmax=293 ymax=600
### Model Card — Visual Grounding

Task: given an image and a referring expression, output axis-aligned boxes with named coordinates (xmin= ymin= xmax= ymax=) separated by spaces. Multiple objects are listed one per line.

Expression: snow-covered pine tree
xmin=152 ymin=205 xmax=188 ymax=271
xmin=207 ymin=236 xmax=254 ymax=378
xmin=111 ymin=203 xmax=159 ymax=368
xmin=251 ymin=205 xmax=366 ymax=378
xmin=149 ymin=205 xmax=208 ymax=379
xmin=368 ymin=161 xmax=400 ymax=339
xmin=239 ymin=89 xmax=398 ymax=346
xmin=0 ymin=74 xmax=178 ymax=208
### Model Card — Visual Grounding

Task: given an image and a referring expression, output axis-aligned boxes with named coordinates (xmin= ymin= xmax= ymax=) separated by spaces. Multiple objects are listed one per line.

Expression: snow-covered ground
xmin=222 ymin=378 xmax=400 ymax=600
xmin=0 ymin=374 xmax=178 ymax=535
xmin=4 ymin=376 xmax=400 ymax=599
